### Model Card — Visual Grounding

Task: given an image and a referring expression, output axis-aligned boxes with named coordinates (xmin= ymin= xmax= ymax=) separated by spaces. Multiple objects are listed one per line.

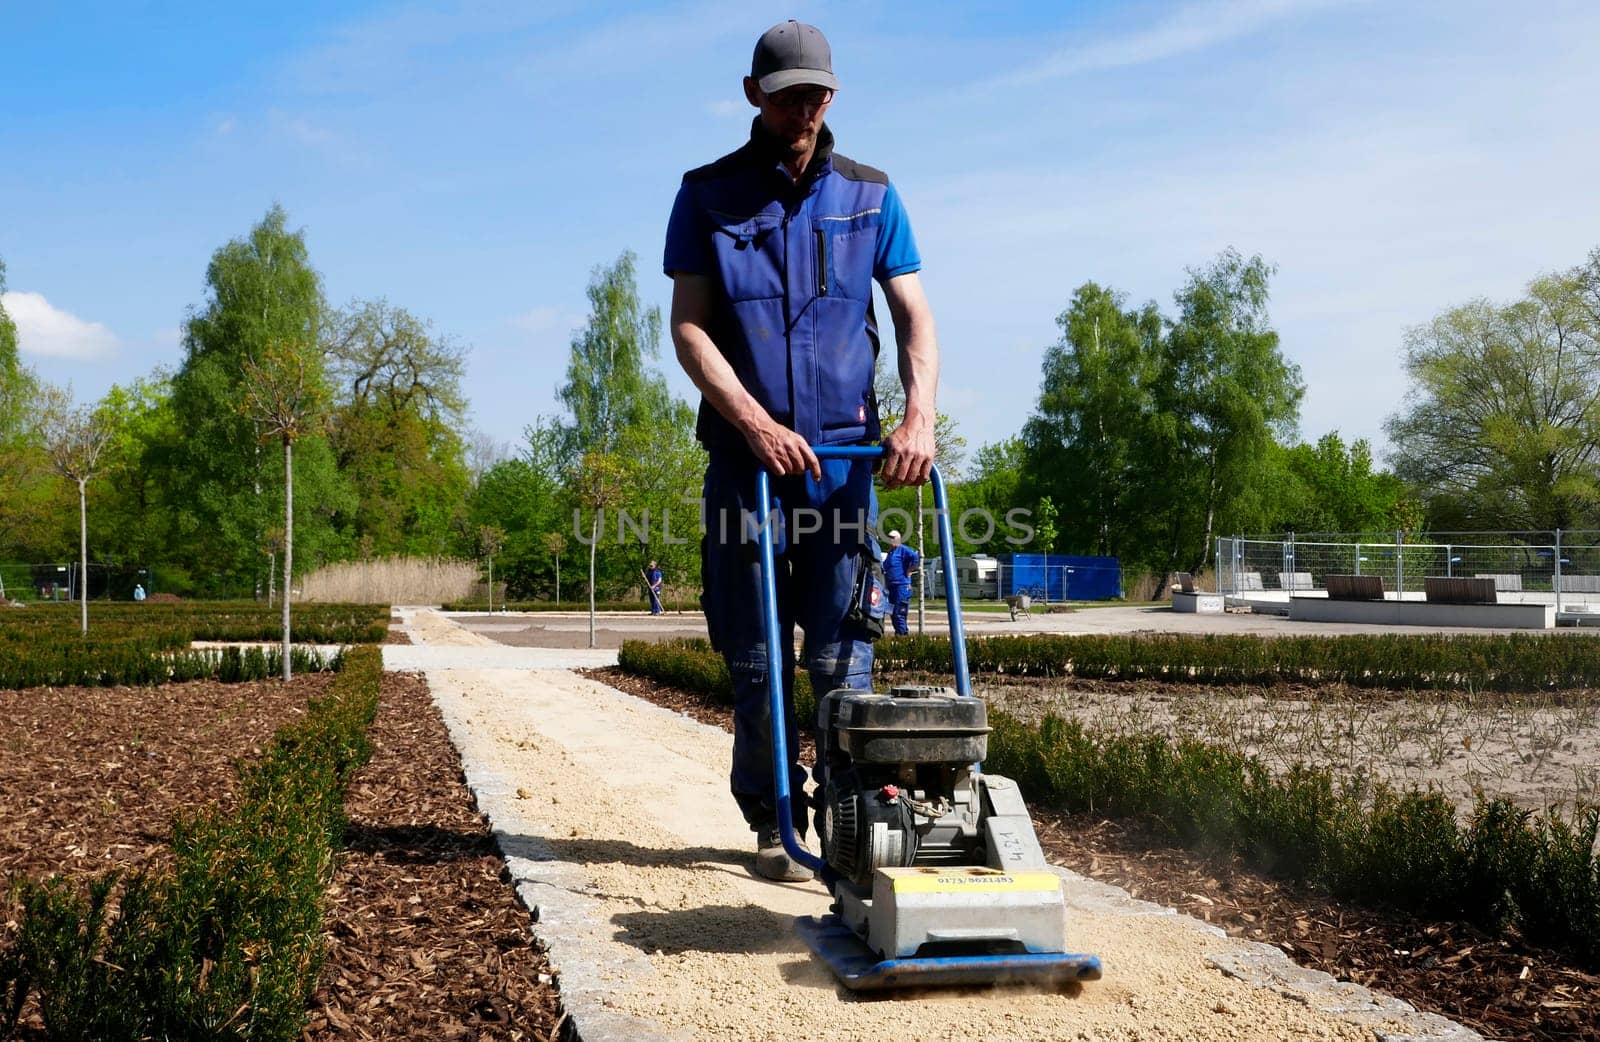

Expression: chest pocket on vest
xmin=816 ymin=210 xmax=879 ymax=302
xmin=710 ymin=212 xmax=784 ymax=302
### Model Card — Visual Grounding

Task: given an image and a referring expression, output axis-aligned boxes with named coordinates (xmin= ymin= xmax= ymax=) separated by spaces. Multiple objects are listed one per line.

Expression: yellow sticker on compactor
xmin=891 ymin=871 xmax=1062 ymax=895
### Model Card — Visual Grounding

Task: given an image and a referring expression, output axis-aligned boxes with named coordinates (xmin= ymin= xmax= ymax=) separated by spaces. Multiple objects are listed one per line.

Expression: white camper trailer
xmin=953 ymin=554 xmax=1000 ymax=600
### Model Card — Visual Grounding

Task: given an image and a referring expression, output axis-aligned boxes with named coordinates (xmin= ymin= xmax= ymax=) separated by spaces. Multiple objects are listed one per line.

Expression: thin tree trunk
xmin=78 ymin=478 xmax=88 ymax=635
xmin=588 ymin=515 xmax=598 ymax=648
xmin=283 ymin=437 xmax=293 ymax=682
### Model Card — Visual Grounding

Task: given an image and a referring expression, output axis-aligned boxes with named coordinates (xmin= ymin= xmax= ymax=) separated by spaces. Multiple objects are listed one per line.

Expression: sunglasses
xmin=768 ymin=87 xmax=835 ymax=109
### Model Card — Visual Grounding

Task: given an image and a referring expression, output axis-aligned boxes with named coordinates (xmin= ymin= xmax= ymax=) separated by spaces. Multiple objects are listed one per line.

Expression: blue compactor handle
xmin=757 ymin=444 xmax=971 ymax=876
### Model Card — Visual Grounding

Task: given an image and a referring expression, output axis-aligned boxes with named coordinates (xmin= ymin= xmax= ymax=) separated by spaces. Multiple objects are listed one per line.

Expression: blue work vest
xmin=665 ymin=121 xmax=921 ymax=452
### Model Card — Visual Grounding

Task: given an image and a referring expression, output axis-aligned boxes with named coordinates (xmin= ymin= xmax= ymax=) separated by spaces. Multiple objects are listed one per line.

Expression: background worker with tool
xmin=664 ymin=19 xmax=941 ymax=881
xmin=643 ymin=560 xmax=664 ymax=615
xmin=881 ymin=530 xmax=920 ymax=635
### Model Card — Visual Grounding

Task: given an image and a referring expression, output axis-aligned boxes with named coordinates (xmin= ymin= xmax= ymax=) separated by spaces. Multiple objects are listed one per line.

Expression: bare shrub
xmin=298 ymin=557 xmax=477 ymax=605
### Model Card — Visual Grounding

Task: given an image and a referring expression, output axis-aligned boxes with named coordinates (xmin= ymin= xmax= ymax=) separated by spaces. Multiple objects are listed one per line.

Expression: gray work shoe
xmin=755 ymin=825 xmax=813 ymax=882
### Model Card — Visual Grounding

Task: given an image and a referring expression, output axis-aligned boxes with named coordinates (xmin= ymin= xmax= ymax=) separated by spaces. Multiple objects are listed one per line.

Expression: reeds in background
xmin=298 ymin=557 xmax=477 ymax=605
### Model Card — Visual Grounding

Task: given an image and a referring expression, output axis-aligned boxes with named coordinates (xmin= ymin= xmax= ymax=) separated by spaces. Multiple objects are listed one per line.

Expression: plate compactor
xmin=754 ymin=445 xmax=1102 ymax=991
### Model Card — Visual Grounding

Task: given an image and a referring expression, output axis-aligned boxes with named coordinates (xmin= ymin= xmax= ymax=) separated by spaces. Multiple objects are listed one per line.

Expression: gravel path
xmin=393 ymin=609 xmax=1481 ymax=1042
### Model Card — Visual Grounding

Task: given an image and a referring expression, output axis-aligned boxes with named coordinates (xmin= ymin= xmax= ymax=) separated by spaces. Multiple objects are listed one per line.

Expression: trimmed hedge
xmin=0 ymin=602 xmax=390 ymax=645
xmin=0 ymin=646 xmax=384 ymax=1041
xmin=0 ymin=644 xmax=339 ymax=690
xmin=0 ymin=602 xmax=387 ymax=691
xmin=617 ymin=638 xmax=1600 ymax=968
xmin=873 ymin=631 xmax=1600 ymax=692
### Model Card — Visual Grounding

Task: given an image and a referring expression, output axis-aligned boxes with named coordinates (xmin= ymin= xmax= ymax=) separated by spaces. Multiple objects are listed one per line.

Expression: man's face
xmin=744 ymin=78 xmax=833 ymax=160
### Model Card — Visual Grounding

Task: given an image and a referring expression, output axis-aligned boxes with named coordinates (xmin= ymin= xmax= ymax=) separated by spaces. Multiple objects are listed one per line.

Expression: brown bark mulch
xmin=582 ymin=664 xmax=1600 ymax=1042
xmin=305 ymin=671 xmax=560 ymax=1040
xmin=0 ymin=675 xmax=334 ymax=883
xmin=0 ymin=670 xmax=561 ymax=1040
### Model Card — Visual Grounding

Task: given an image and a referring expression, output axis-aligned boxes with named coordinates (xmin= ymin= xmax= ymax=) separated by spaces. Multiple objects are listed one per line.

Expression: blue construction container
xmin=995 ymin=553 xmax=1122 ymax=601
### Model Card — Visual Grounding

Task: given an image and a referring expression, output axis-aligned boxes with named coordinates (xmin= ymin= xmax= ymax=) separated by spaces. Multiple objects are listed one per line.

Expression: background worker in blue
xmin=664 ymin=20 xmax=941 ymax=881
xmin=881 ymin=530 xmax=921 ymax=636
xmin=644 ymin=560 xmax=664 ymax=615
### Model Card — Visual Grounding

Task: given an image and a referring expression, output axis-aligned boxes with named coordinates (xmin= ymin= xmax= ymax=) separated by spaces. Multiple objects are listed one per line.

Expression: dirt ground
xmin=594 ymin=666 xmax=1600 ymax=1042
xmin=968 ymin=674 xmax=1600 ymax=816
xmin=416 ymin=621 xmax=1456 ymax=1042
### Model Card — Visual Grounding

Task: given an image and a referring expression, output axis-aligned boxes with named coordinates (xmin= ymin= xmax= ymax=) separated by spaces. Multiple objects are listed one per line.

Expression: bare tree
xmin=468 ymin=429 xmax=513 ymax=485
xmin=241 ymin=341 xmax=328 ymax=679
xmin=41 ymin=386 xmax=115 ymax=634
xmin=542 ymin=530 xmax=567 ymax=603
xmin=573 ymin=452 xmax=624 ymax=648
xmin=479 ymin=524 xmax=505 ymax=612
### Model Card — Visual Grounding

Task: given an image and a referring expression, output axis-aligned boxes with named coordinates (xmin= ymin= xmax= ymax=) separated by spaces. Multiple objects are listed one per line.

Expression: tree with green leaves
xmin=325 ymin=299 xmax=471 ymax=556
xmin=1022 ymin=282 xmax=1162 ymax=559
xmin=241 ymin=340 xmax=329 ymax=679
xmin=558 ymin=252 xmax=702 ymax=603
xmin=0 ymin=256 xmax=17 ymax=376
xmin=91 ymin=373 xmax=179 ymax=578
xmin=561 ymin=252 xmax=676 ymax=455
xmin=1147 ymin=250 xmax=1303 ymax=573
xmin=162 ymin=205 xmax=351 ymax=595
xmin=40 ymin=385 xmax=116 ymax=633
xmin=0 ymin=258 xmax=50 ymax=555
xmin=947 ymin=437 xmax=1028 ymax=554
xmin=468 ymin=419 xmax=574 ymax=598
xmin=1270 ymin=433 xmax=1418 ymax=536
xmin=1386 ymin=251 xmax=1600 ymax=530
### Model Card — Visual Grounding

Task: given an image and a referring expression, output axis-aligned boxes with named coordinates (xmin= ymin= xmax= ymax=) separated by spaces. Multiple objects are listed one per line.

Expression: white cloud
xmin=511 ymin=306 xmax=580 ymax=336
xmin=1 ymin=292 xmax=119 ymax=361
xmin=707 ymin=99 xmax=743 ymax=119
xmin=215 ymin=116 xmax=236 ymax=135
xmin=995 ymin=0 xmax=1365 ymax=87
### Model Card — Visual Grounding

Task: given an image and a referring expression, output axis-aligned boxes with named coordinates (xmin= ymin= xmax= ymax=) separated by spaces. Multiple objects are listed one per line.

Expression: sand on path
xmin=400 ymin=609 xmax=1477 ymax=1042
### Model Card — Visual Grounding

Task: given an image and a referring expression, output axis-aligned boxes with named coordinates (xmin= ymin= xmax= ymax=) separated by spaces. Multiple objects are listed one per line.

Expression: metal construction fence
xmin=1215 ymin=531 xmax=1600 ymax=610
xmin=0 ymin=562 xmax=159 ymax=603
xmin=922 ymin=556 xmax=1123 ymax=603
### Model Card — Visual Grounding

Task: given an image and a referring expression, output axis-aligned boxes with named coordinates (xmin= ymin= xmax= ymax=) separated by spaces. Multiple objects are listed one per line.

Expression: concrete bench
xmin=1235 ymin=571 xmax=1265 ymax=592
xmin=1174 ymin=571 xmax=1197 ymax=594
xmin=1327 ymin=574 xmax=1386 ymax=601
xmin=1559 ymin=575 xmax=1600 ymax=593
xmin=1424 ymin=576 xmax=1498 ymax=604
xmin=1277 ymin=571 xmax=1314 ymax=591
xmin=1475 ymin=573 xmax=1523 ymax=593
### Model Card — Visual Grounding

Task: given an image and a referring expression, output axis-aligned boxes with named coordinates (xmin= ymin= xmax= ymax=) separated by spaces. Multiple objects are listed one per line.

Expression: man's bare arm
xmin=879 ymin=271 xmax=939 ymax=488
xmin=669 ymin=273 xmax=820 ymax=479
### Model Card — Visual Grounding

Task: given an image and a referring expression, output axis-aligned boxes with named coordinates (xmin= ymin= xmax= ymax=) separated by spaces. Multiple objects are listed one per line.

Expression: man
xmin=881 ymin=530 xmax=920 ymax=636
xmin=644 ymin=560 xmax=664 ymax=615
xmin=665 ymin=20 xmax=940 ymax=881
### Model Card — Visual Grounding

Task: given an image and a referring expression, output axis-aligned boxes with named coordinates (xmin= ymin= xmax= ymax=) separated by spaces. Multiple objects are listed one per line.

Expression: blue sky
xmin=4 ymin=0 xmax=1599 ymax=468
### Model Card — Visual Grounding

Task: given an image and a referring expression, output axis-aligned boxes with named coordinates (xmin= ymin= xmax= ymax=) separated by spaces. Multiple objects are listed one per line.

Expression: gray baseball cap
xmin=751 ymin=20 xmax=839 ymax=94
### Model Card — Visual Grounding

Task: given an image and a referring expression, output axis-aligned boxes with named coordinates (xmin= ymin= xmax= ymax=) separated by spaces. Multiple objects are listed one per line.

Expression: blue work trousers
xmin=700 ymin=451 xmax=880 ymax=834
xmin=888 ymin=582 xmax=913 ymax=635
